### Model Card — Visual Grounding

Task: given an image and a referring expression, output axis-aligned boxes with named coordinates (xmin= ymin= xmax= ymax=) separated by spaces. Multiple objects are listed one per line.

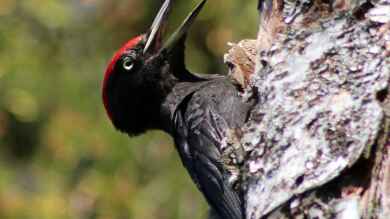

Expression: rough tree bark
xmin=223 ymin=0 xmax=390 ymax=218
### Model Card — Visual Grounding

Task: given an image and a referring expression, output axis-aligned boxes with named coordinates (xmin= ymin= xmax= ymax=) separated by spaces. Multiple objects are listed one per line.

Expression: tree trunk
xmin=224 ymin=0 xmax=390 ymax=218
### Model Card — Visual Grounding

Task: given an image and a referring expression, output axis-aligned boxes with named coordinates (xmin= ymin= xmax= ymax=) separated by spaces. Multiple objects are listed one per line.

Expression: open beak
xmin=162 ymin=0 xmax=206 ymax=53
xmin=143 ymin=0 xmax=207 ymax=54
xmin=143 ymin=0 xmax=172 ymax=54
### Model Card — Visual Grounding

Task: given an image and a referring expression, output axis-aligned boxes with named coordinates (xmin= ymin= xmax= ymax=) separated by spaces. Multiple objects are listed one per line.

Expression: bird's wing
xmin=173 ymin=92 xmax=243 ymax=219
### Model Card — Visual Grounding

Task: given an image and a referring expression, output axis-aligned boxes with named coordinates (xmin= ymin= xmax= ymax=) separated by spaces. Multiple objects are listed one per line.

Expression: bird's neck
xmin=160 ymin=79 xmax=212 ymax=134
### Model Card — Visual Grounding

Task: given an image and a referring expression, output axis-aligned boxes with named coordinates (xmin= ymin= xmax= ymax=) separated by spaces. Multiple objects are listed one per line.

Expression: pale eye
xmin=123 ymin=57 xmax=134 ymax=71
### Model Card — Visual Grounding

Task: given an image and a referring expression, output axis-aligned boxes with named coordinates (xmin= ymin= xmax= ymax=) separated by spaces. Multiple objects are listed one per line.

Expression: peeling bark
xmin=224 ymin=1 xmax=390 ymax=218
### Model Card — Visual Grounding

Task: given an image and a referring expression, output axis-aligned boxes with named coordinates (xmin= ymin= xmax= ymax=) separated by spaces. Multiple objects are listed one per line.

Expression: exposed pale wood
xmin=224 ymin=1 xmax=390 ymax=218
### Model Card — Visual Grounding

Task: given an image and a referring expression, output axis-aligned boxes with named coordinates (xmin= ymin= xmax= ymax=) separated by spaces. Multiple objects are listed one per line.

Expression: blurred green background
xmin=0 ymin=0 xmax=257 ymax=218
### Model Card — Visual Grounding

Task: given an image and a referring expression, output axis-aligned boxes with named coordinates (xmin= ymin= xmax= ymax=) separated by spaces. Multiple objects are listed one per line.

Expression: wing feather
xmin=173 ymin=92 xmax=243 ymax=219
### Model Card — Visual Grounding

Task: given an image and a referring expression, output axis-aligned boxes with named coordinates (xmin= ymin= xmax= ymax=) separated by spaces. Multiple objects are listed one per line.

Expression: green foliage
xmin=0 ymin=1 xmax=257 ymax=218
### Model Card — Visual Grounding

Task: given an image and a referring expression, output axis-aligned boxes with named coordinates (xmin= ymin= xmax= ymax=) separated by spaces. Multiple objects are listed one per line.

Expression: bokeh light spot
xmin=4 ymin=89 xmax=39 ymax=122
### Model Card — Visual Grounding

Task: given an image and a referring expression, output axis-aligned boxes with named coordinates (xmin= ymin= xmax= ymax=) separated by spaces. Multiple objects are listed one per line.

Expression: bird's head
xmin=102 ymin=0 xmax=207 ymax=135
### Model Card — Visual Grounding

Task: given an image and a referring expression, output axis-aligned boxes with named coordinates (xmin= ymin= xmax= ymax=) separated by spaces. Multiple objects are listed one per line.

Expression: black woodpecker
xmin=102 ymin=1 xmax=251 ymax=218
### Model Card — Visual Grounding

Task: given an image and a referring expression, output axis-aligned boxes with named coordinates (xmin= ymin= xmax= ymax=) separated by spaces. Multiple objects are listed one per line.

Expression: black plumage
xmin=164 ymin=79 xmax=250 ymax=219
xmin=102 ymin=1 xmax=251 ymax=218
